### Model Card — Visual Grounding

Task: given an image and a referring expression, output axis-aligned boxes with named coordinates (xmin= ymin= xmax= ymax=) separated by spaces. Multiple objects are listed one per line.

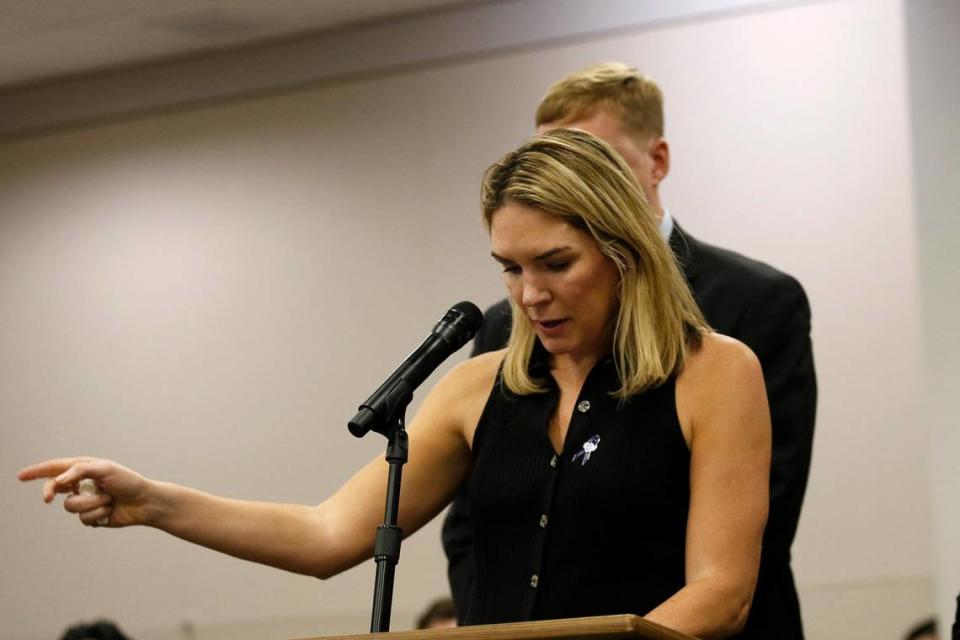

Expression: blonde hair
xmin=535 ymin=62 xmax=664 ymax=141
xmin=482 ymin=129 xmax=708 ymax=398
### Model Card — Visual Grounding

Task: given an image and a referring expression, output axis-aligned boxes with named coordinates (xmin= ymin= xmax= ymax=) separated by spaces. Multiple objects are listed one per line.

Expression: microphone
xmin=348 ymin=301 xmax=483 ymax=438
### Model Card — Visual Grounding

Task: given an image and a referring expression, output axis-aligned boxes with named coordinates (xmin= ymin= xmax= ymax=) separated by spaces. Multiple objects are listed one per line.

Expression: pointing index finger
xmin=17 ymin=458 xmax=86 ymax=482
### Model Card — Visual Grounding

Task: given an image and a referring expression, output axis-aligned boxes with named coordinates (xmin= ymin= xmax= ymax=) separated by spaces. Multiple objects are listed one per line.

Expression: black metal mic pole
xmin=370 ymin=413 xmax=408 ymax=633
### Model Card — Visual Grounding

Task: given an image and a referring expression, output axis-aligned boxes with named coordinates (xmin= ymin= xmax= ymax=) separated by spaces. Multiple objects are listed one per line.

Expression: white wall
xmin=904 ymin=0 xmax=960 ymax=633
xmin=0 ymin=1 xmax=945 ymax=639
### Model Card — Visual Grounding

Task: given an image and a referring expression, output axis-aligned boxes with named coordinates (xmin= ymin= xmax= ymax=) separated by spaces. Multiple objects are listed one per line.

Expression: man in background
xmin=902 ymin=617 xmax=939 ymax=640
xmin=442 ymin=62 xmax=817 ymax=638
xmin=61 ymin=620 xmax=131 ymax=640
xmin=416 ymin=597 xmax=457 ymax=630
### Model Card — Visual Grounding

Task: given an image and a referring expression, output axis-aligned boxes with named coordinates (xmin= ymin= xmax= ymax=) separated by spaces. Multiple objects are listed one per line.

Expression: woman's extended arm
xmin=644 ymin=333 xmax=772 ymax=639
xmin=18 ymin=352 xmax=499 ymax=579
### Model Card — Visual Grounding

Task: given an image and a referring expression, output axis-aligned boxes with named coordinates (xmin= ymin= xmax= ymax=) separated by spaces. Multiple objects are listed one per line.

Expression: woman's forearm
xmin=149 ymin=481 xmax=369 ymax=579
xmin=644 ymin=578 xmax=753 ymax=639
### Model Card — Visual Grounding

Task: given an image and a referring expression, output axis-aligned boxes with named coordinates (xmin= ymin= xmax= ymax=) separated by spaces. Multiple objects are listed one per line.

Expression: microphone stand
xmin=347 ymin=302 xmax=482 ymax=631
xmin=369 ymin=410 xmax=408 ymax=633
xmin=349 ymin=377 xmax=418 ymax=632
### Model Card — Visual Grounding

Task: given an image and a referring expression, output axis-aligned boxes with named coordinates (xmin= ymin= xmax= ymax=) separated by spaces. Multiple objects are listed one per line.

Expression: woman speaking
xmin=20 ymin=129 xmax=770 ymax=639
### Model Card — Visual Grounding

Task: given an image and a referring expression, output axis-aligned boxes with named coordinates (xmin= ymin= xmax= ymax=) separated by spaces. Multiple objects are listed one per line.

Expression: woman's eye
xmin=546 ymin=261 xmax=570 ymax=272
xmin=502 ymin=265 xmax=521 ymax=275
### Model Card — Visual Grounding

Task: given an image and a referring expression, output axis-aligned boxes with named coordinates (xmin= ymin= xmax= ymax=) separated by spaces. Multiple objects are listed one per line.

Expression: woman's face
xmin=490 ymin=202 xmax=621 ymax=363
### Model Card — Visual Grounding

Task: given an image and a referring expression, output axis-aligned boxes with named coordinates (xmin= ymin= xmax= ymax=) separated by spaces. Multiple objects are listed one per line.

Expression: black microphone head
xmin=433 ymin=301 xmax=483 ymax=348
xmin=348 ymin=301 xmax=483 ymax=439
xmin=451 ymin=301 xmax=484 ymax=331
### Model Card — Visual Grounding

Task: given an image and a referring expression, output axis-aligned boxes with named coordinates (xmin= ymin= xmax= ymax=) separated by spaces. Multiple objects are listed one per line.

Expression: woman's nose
xmin=521 ymin=276 xmax=551 ymax=307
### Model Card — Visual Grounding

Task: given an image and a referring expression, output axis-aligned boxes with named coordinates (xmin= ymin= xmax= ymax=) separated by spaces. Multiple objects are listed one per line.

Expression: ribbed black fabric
xmin=461 ymin=345 xmax=689 ymax=625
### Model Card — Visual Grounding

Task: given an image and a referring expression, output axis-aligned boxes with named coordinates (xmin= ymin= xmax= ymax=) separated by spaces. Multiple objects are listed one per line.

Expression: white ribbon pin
xmin=572 ymin=434 xmax=601 ymax=466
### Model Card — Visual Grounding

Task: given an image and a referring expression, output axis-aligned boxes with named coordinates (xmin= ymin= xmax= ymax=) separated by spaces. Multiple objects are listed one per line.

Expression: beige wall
xmin=905 ymin=0 xmax=960 ymax=632
xmin=0 ymin=1 xmax=946 ymax=639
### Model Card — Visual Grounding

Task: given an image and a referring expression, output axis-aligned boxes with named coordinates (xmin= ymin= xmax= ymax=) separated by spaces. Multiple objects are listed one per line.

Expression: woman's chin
xmin=537 ymin=335 xmax=573 ymax=354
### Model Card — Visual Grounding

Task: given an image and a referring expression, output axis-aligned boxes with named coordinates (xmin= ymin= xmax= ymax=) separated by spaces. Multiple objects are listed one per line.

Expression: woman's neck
xmin=550 ymin=351 xmax=605 ymax=386
xmin=547 ymin=324 xmax=614 ymax=383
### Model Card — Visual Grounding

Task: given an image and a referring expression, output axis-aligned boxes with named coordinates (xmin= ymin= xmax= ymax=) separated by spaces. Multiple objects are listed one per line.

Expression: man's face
xmin=426 ymin=617 xmax=457 ymax=629
xmin=537 ymin=109 xmax=668 ymax=220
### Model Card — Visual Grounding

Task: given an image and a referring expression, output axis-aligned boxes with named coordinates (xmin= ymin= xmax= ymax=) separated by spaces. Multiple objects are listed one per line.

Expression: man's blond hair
xmin=535 ymin=62 xmax=664 ymax=140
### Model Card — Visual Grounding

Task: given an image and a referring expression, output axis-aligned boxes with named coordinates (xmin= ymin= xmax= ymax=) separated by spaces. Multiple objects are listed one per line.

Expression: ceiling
xmin=0 ymin=0 xmax=477 ymax=91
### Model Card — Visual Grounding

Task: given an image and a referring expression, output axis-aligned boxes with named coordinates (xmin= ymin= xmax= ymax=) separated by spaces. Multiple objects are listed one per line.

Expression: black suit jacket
xmin=442 ymin=223 xmax=817 ymax=639
xmin=954 ymin=593 xmax=960 ymax=640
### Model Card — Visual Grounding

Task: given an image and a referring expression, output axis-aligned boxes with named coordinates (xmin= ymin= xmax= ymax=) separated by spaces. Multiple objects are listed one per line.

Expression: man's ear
xmin=649 ymin=137 xmax=670 ymax=186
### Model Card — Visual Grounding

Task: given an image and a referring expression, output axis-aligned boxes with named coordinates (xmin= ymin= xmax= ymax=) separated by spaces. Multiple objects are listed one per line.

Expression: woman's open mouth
xmin=535 ymin=318 xmax=569 ymax=336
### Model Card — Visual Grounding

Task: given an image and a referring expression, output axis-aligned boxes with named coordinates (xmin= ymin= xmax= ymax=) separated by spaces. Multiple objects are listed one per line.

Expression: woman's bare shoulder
xmin=424 ymin=349 xmax=504 ymax=446
xmin=437 ymin=349 xmax=506 ymax=400
xmin=682 ymin=332 xmax=761 ymax=384
xmin=676 ymin=333 xmax=766 ymax=443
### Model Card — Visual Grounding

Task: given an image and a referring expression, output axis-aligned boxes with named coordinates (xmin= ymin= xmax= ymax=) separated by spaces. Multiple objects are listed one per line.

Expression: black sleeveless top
xmin=462 ymin=345 xmax=690 ymax=625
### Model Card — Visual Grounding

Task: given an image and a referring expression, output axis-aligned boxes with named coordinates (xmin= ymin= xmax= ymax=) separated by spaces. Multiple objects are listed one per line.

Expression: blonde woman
xmin=21 ymin=129 xmax=769 ymax=640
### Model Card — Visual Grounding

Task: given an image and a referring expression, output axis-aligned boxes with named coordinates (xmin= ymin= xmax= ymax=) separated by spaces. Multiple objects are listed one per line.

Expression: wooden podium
xmin=302 ymin=614 xmax=697 ymax=640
